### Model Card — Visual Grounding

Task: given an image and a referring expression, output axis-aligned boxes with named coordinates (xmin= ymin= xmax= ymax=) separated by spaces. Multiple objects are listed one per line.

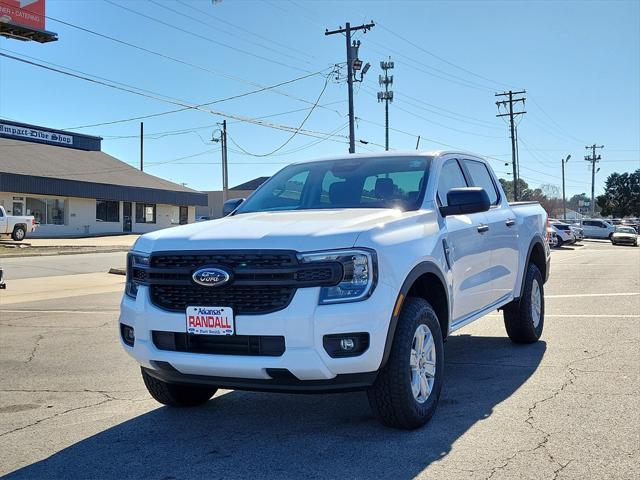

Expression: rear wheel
xmin=11 ymin=226 xmax=26 ymax=241
xmin=141 ymin=368 xmax=216 ymax=407
xmin=503 ymin=263 xmax=544 ymax=343
xmin=367 ymin=297 xmax=444 ymax=429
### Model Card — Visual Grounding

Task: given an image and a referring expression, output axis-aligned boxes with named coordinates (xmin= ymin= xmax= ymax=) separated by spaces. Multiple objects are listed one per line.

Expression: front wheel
xmin=367 ymin=297 xmax=444 ymax=429
xmin=141 ymin=368 xmax=216 ymax=407
xmin=11 ymin=226 xmax=26 ymax=241
xmin=503 ymin=263 xmax=544 ymax=343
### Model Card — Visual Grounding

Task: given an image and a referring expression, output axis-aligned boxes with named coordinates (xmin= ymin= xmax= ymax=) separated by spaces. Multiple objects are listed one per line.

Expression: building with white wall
xmin=0 ymin=120 xmax=207 ymax=237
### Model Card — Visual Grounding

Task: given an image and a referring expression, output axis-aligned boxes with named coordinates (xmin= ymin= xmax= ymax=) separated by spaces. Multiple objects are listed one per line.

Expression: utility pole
xmin=561 ymin=154 xmax=571 ymax=220
xmin=378 ymin=57 xmax=394 ymax=151
xmin=139 ymin=122 xmax=144 ymax=171
xmin=212 ymin=121 xmax=229 ymax=203
xmin=325 ymin=21 xmax=374 ymax=153
xmin=221 ymin=120 xmax=229 ymax=202
xmin=496 ymin=90 xmax=526 ymax=201
xmin=585 ymin=144 xmax=604 ymax=216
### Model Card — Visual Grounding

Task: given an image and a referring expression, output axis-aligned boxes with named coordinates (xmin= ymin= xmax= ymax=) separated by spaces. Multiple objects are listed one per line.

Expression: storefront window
xmin=96 ymin=200 xmax=120 ymax=222
xmin=135 ymin=203 xmax=156 ymax=224
xmin=170 ymin=206 xmax=180 ymax=224
xmin=26 ymin=197 xmax=65 ymax=225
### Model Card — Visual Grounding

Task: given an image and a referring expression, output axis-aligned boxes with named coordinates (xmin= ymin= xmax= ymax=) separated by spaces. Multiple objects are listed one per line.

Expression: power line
xmin=175 ymin=0 xmax=314 ymax=63
xmin=100 ymin=101 xmax=346 ymax=140
xmin=103 ymin=0 xmax=312 ymax=74
xmin=366 ymin=87 xmax=503 ymax=139
xmin=226 ymin=73 xmax=331 ymax=157
xmin=0 ymin=52 xmax=364 ymax=147
xmin=529 ymin=96 xmax=587 ymax=145
xmin=62 ymin=68 xmax=331 ymax=129
xmin=366 ymin=39 xmax=495 ymax=93
xmin=20 ymin=3 xmax=342 ymax=114
xmin=375 ymin=21 xmax=516 ymax=90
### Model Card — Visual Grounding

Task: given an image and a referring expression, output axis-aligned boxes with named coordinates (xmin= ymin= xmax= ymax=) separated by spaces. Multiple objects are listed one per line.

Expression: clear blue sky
xmin=1 ymin=0 xmax=638 ymax=198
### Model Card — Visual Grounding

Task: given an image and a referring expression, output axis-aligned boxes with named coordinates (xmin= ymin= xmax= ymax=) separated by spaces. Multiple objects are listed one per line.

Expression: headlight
xmin=125 ymin=252 xmax=150 ymax=298
xmin=298 ymin=249 xmax=377 ymax=304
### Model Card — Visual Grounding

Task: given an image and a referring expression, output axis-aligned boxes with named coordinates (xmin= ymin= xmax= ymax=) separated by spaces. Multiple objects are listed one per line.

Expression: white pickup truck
xmin=120 ymin=151 xmax=550 ymax=429
xmin=0 ymin=206 xmax=37 ymax=241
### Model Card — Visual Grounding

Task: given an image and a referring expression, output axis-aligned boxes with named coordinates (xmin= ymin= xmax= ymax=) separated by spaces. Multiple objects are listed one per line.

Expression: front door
xmin=460 ymin=158 xmax=519 ymax=304
xmin=438 ymin=158 xmax=494 ymax=323
xmin=179 ymin=206 xmax=188 ymax=225
xmin=123 ymin=202 xmax=132 ymax=232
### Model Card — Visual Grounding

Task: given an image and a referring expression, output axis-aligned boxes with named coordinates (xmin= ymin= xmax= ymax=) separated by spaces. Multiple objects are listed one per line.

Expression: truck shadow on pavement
xmin=6 ymin=335 xmax=546 ymax=480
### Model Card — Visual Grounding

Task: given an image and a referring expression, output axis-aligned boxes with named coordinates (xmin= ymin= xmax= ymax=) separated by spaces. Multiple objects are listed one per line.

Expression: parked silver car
xmin=611 ymin=226 xmax=638 ymax=246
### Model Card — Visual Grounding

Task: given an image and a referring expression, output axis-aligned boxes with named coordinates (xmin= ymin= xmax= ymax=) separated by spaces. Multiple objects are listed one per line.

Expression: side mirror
xmin=439 ymin=187 xmax=490 ymax=217
xmin=222 ymin=198 xmax=245 ymax=216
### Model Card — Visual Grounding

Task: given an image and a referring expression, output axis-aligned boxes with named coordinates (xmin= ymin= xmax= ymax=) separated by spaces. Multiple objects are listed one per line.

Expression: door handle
xmin=505 ymin=219 xmax=516 ymax=227
xmin=477 ymin=224 xmax=489 ymax=233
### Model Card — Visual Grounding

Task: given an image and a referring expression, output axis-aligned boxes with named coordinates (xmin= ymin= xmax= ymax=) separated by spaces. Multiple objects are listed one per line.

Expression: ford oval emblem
xmin=192 ymin=267 xmax=230 ymax=287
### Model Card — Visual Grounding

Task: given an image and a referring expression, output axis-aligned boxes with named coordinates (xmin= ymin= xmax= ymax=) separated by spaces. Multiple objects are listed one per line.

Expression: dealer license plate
xmin=186 ymin=306 xmax=234 ymax=336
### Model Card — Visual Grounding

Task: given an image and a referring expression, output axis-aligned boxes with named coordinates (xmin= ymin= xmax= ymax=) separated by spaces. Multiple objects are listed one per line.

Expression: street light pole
xmin=561 ymin=154 xmax=571 ymax=220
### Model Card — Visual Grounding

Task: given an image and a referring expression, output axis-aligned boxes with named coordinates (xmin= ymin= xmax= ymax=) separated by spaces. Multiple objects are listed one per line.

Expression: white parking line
xmin=546 ymin=292 xmax=639 ymax=298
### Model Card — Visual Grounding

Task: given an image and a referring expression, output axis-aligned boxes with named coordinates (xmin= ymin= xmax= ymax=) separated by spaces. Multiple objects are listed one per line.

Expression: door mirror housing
xmin=222 ymin=198 xmax=245 ymax=216
xmin=439 ymin=187 xmax=491 ymax=217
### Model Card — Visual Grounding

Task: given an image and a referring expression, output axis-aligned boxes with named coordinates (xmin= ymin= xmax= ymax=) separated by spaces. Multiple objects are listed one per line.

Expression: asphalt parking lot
xmin=0 ymin=240 xmax=638 ymax=480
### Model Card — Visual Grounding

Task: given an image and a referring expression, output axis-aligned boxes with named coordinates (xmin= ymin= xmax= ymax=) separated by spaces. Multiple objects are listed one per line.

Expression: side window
xmin=462 ymin=159 xmax=499 ymax=205
xmin=438 ymin=159 xmax=468 ymax=206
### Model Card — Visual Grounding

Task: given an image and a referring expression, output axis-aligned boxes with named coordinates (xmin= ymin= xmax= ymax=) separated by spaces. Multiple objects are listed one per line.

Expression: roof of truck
xmin=290 ymin=150 xmax=485 ymax=165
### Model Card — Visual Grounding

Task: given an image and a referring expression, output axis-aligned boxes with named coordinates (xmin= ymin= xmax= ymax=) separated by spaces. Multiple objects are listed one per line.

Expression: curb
xmin=0 ymin=247 xmax=130 ymax=258
xmin=108 ymin=268 xmax=126 ymax=276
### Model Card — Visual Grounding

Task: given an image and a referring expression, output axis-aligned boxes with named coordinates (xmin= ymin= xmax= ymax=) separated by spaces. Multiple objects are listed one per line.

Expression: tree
xmin=499 ymin=178 xmax=531 ymax=202
xmin=596 ymin=169 xmax=640 ymax=217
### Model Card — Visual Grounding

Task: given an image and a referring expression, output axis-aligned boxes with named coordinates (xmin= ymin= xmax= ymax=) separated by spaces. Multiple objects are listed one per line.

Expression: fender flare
xmin=517 ymin=235 xmax=547 ymax=299
xmin=379 ymin=261 xmax=449 ymax=369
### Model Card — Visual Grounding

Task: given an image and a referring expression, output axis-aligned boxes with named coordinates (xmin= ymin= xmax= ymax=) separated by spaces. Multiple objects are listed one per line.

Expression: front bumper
xmin=119 ymin=281 xmax=396 ymax=385
xmin=612 ymin=236 xmax=637 ymax=244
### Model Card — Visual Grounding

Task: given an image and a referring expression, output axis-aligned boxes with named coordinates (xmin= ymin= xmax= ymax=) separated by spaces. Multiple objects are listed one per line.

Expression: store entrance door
xmin=123 ymin=202 xmax=132 ymax=232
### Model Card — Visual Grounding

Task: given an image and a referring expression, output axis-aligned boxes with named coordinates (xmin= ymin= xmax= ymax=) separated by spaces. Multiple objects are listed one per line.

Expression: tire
xmin=367 ymin=297 xmax=444 ymax=430
xmin=503 ymin=263 xmax=544 ymax=344
xmin=556 ymin=238 xmax=563 ymax=248
xmin=11 ymin=226 xmax=26 ymax=241
xmin=141 ymin=368 xmax=216 ymax=407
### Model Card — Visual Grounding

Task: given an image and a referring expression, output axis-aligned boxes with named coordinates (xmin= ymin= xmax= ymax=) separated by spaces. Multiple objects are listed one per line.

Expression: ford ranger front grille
xmin=139 ymin=251 xmax=343 ymax=314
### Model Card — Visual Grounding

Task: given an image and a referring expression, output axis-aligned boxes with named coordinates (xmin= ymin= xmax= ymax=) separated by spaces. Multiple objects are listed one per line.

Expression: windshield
xmin=236 ymin=156 xmax=431 ymax=214
xmin=616 ymin=227 xmax=636 ymax=234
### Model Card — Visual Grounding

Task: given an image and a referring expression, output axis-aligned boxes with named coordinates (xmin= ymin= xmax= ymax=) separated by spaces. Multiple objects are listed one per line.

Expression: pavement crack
xmin=25 ymin=334 xmax=44 ymax=364
xmin=0 ymin=397 xmax=114 ymax=438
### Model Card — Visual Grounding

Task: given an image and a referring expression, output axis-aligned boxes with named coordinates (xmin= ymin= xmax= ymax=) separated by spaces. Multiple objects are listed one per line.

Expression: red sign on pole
xmin=0 ymin=0 xmax=46 ymax=31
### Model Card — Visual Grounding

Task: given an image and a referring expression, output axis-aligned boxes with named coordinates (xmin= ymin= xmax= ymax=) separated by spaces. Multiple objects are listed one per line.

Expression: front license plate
xmin=186 ymin=306 xmax=234 ymax=335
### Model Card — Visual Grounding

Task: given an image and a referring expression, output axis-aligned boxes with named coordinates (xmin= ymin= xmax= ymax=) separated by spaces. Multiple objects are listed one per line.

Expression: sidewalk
xmin=0 ymin=234 xmax=139 ymax=258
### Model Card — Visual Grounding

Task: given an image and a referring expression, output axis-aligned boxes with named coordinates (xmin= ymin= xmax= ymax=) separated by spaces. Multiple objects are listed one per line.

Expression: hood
xmin=134 ymin=208 xmax=407 ymax=253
